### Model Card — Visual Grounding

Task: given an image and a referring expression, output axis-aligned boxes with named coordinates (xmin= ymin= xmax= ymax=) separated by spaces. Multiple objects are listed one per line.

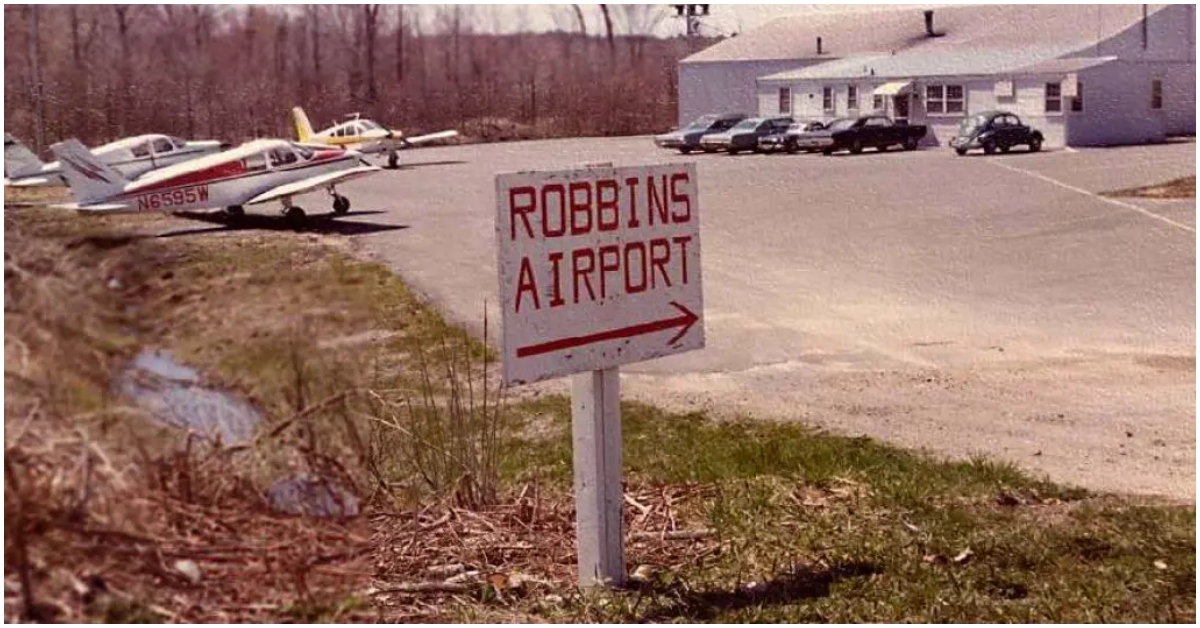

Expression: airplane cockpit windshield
xmin=268 ymin=146 xmax=299 ymax=168
xmin=170 ymin=137 xmax=187 ymax=149
xmin=293 ymin=144 xmax=316 ymax=160
xmin=359 ymin=120 xmax=382 ymax=131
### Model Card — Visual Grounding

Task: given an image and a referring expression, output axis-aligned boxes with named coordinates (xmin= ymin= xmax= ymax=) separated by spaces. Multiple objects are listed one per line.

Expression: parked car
xmin=950 ymin=110 xmax=1044 ymax=155
xmin=758 ymin=120 xmax=827 ymax=154
xmin=654 ymin=113 xmax=749 ymax=154
xmin=700 ymin=116 xmax=795 ymax=154
xmin=797 ymin=115 xmax=927 ymax=155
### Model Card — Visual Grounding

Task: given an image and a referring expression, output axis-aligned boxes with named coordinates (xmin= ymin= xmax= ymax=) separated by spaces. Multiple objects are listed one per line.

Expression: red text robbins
xmin=507 ymin=172 xmax=695 ymax=314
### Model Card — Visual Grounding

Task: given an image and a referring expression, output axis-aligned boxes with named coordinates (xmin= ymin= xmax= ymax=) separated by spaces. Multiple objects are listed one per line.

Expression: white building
xmin=678 ymin=5 xmax=1195 ymax=147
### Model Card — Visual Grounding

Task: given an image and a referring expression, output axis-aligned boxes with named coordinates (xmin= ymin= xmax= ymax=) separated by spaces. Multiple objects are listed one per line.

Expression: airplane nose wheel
xmin=332 ymin=195 xmax=351 ymax=215
xmin=387 ymin=151 xmax=399 ymax=169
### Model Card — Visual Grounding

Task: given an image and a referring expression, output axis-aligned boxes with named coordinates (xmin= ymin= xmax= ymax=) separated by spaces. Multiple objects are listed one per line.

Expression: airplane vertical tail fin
xmin=5 ymin=133 xmax=46 ymax=178
xmin=292 ymin=107 xmax=314 ymax=142
xmin=49 ymin=139 xmax=129 ymax=205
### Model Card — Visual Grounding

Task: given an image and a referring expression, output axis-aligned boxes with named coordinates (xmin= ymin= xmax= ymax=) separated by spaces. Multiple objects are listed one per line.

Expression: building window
xmin=1071 ymin=81 xmax=1083 ymax=112
xmin=847 ymin=85 xmax=859 ymax=110
xmin=778 ymin=88 xmax=791 ymax=114
xmin=1045 ymin=82 xmax=1062 ymax=113
xmin=872 ymin=94 xmax=884 ymax=111
xmin=822 ymin=86 xmax=834 ymax=112
xmin=1151 ymin=79 xmax=1163 ymax=109
xmin=925 ymin=84 xmax=965 ymax=114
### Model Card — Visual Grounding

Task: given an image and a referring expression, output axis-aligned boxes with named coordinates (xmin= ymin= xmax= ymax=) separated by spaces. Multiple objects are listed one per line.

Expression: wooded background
xmin=4 ymin=4 xmax=723 ymax=154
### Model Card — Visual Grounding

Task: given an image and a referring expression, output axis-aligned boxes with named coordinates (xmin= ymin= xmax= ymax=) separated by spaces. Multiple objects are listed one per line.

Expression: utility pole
xmin=671 ymin=4 xmax=710 ymax=39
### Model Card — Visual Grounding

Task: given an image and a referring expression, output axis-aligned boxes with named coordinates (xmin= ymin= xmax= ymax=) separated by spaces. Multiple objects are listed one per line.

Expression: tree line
xmin=3 ymin=4 xmax=724 ymax=155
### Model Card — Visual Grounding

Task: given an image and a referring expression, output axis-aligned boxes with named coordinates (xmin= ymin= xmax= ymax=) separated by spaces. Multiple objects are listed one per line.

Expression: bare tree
xmin=362 ymin=4 xmax=381 ymax=103
xmin=27 ymin=5 xmax=46 ymax=152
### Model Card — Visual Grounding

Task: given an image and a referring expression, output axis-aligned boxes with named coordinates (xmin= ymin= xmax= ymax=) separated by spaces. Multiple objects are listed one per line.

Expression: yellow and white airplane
xmin=291 ymin=107 xmax=458 ymax=169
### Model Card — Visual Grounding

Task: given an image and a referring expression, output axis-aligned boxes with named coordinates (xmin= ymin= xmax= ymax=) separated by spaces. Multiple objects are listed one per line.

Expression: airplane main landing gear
xmin=280 ymin=196 xmax=306 ymax=225
xmin=332 ymin=194 xmax=351 ymax=215
xmin=387 ymin=151 xmax=399 ymax=169
xmin=224 ymin=205 xmax=245 ymax=219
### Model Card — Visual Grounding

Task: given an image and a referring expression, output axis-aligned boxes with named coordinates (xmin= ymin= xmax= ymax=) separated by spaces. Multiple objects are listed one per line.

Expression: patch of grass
xmin=1104 ymin=175 xmax=1196 ymax=199
xmin=501 ymin=396 xmax=1193 ymax=622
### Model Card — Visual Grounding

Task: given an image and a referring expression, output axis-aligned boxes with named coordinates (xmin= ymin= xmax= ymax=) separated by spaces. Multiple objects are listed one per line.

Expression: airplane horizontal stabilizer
xmin=51 ymin=201 xmax=138 ymax=213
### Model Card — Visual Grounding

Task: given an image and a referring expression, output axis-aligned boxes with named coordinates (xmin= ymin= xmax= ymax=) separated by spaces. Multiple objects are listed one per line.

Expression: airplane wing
xmin=244 ymin=165 xmax=380 ymax=206
xmin=395 ymin=130 xmax=459 ymax=146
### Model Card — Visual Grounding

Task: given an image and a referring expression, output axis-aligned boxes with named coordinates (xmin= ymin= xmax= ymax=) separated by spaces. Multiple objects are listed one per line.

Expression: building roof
xmin=683 ymin=4 xmax=1167 ymax=64
xmin=760 ymin=46 xmax=1080 ymax=82
xmin=1011 ymin=56 xmax=1119 ymax=74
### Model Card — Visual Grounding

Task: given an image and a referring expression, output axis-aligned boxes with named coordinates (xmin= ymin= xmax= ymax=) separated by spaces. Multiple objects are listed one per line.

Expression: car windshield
xmin=959 ymin=115 xmax=989 ymax=134
xmin=732 ymin=118 xmax=761 ymax=131
xmin=683 ymin=115 xmax=718 ymax=131
xmin=827 ymin=118 xmax=856 ymax=131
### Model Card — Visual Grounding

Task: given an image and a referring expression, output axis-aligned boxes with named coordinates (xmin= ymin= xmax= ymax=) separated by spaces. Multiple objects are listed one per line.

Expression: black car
xmin=654 ymin=113 xmax=749 ymax=154
xmin=758 ymin=120 xmax=827 ymax=154
xmin=797 ymin=115 xmax=927 ymax=155
xmin=699 ymin=116 xmax=795 ymax=155
xmin=950 ymin=110 xmax=1044 ymax=155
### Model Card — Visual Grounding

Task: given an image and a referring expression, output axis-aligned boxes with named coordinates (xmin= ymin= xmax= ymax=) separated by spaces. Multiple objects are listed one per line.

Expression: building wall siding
xmin=1063 ymin=60 xmax=1194 ymax=146
xmin=679 ymin=60 xmax=812 ymax=126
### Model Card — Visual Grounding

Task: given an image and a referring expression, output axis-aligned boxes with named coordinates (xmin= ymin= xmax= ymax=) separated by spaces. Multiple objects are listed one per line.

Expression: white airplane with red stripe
xmin=50 ymin=138 xmax=380 ymax=221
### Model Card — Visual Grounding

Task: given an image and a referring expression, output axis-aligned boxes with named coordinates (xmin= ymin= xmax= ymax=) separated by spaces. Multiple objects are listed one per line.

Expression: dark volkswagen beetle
xmin=950 ymin=110 xmax=1044 ymax=155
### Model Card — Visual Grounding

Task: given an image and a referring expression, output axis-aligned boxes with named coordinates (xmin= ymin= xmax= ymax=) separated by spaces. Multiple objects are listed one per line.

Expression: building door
xmin=893 ymin=95 xmax=910 ymax=123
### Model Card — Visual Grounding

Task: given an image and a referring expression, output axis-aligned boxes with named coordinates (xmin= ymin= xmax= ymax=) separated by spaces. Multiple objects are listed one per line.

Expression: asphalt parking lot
xmin=334 ymin=137 xmax=1195 ymax=499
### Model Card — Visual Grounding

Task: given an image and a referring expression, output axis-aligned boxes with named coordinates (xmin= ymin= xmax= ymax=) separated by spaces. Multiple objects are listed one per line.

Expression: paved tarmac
xmin=329 ymin=138 xmax=1196 ymax=499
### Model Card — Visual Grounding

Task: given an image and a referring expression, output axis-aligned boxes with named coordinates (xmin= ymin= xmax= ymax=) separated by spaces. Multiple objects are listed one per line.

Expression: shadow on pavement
xmin=155 ymin=210 xmax=408 ymax=238
xmin=392 ymin=159 xmax=469 ymax=170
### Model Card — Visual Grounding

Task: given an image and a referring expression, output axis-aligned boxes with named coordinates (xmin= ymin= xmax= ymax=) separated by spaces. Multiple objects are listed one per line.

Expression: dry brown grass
xmin=1104 ymin=175 xmax=1196 ymax=199
xmin=3 ymin=207 xmax=386 ymax=622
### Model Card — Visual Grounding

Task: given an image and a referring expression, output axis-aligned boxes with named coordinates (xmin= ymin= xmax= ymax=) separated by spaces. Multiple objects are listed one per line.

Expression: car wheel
xmin=850 ymin=139 xmax=864 ymax=155
xmin=728 ymin=148 xmax=739 ymax=155
xmin=1029 ymin=138 xmax=1042 ymax=152
xmin=877 ymin=144 xmax=889 ymax=152
xmin=904 ymin=138 xmax=919 ymax=151
xmin=955 ymin=147 xmax=968 ymax=156
xmin=983 ymin=141 xmax=996 ymax=155
xmin=822 ymin=148 xmax=834 ymax=156
xmin=703 ymin=148 xmax=717 ymax=154
xmin=678 ymin=147 xmax=693 ymax=155
xmin=999 ymin=143 xmax=1011 ymax=153
xmin=785 ymin=144 xmax=798 ymax=154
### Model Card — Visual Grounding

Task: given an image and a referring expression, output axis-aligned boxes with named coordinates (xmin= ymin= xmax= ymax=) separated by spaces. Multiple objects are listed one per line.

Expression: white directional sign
xmin=495 ymin=163 xmax=704 ymax=386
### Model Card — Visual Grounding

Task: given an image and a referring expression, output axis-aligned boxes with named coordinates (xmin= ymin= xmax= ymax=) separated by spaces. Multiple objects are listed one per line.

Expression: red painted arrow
xmin=516 ymin=301 xmax=699 ymax=358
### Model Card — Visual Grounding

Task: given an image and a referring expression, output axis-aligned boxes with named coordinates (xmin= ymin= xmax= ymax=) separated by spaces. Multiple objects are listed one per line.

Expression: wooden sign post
xmin=495 ymin=162 xmax=704 ymax=587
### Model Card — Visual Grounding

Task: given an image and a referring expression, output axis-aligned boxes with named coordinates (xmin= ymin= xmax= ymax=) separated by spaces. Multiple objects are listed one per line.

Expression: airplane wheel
xmin=224 ymin=205 xmax=245 ymax=218
xmin=285 ymin=206 xmax=306 ymax=224
xmin=332 ymin=195 xmax=351 ymax=215
xmin=388 ymin=152 xmax=399 ymax=169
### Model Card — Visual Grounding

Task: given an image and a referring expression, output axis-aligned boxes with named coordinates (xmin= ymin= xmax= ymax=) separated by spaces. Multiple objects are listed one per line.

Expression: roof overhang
xmin=873 ymin=81 xmax=913 ymax=96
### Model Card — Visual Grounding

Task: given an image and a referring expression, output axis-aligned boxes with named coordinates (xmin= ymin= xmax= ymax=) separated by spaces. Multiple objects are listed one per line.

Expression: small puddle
xmin=117 ymin=349 xmax=261 ymax=445
xmin=118 ymin=349 xmax=359 ymax=518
